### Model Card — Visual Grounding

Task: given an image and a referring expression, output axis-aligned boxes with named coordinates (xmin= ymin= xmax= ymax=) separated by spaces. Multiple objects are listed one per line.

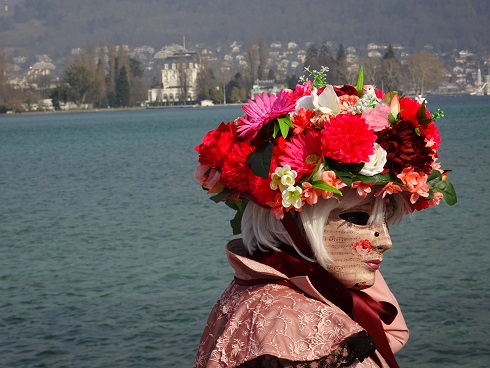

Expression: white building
xmin=148 ymin=51 xmax=200 ymax=105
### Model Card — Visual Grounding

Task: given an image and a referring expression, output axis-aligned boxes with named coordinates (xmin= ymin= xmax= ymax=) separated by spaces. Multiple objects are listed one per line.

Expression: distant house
xmin=148 ymin=51 xmax=200 ymax=105
xmin=250 ymin=80 xmax=286 ymax=97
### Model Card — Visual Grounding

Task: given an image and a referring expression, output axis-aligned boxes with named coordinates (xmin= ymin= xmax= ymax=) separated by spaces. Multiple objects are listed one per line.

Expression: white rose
xmin=359 ymin=143 xmax=387 ymax=176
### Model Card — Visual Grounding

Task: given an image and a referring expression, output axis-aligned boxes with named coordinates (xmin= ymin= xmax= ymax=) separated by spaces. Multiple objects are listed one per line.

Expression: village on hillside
xmin=1 ymin=38 xmax=490 ymax=112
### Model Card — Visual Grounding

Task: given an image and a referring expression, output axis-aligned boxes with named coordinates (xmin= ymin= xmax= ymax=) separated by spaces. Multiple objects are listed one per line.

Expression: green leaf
xmin=356 ymin=66 xmax=364 ymax=96
xmin=311 ymin=181 xmax=343 ymax=195
xmin=426 ymin=170 xmax=457 ymax=206
xmin=246 ymin=142 xmax=273 ymax=178
xmin=277 ymin=115 xmax=293 ymax=139
xmin=441 ymin=181 xmax=457 ymax=205
xmin=210 ymin=190 xmax=231 ymax=203
xmin=226 ymin=199 xmax=248 ymax=234
xmin=417 ymin=100 xmax=431 ymax=128
xmin=389 ymin=112 xmax=398 ymax=124
xmin=273 ymin=122 xmax=280 ymax=138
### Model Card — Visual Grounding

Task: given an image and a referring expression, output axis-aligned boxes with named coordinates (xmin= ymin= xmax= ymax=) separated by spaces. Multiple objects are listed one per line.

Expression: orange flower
xmin=374 ymin=182 xmax=403 ymax=198
xmin=397 ymin=167 xmax=429 ymax=203
xmin=301 ymin=182 xmax=319 ymax=206
xmin=351 ymin=181 xmax=372 ymax=199
xmin=267 ymin=193 xmax=285 ymax=220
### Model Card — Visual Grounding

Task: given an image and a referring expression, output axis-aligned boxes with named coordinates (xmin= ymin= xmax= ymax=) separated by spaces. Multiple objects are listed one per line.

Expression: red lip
xmin=364 ymin=259 xmax=381 ymax=270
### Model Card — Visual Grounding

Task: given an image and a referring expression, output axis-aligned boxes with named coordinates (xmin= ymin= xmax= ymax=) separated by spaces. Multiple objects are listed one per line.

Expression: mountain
xmin=0 ymin=0 xmax=489 ymax=57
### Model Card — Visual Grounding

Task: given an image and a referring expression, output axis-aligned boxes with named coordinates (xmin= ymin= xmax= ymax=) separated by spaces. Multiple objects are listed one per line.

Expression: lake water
xmin=1 ymin=97 xmax=489 ymax=367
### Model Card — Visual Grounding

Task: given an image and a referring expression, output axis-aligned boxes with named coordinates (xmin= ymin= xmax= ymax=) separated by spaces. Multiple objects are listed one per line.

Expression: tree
xmin=362 ymin=57 xmax=383 ymax=88
xmin=334 ymin=43 xmax=349 ymax=84
xmin=380 ymin=44 xmax=403 ymax=91
xmin=115 ymin=65 xmax=130 ymax=107
xmin=64 ymin=62 xmax=96 ymax=108
xmin=405 ymin=50 xmax=446 ymax=95
xmin=304 ymin=43 xmax=320 ymax=71
xmin=176 ymin=55 xmax=190 ymax=104
xmin=257 ymin=38 xmax=269 ymax=81
xmin=49 ymin=84 xmax=69 ymax=110
xmin=246 ymin=42 xmax=258 ymax=88
xmin=0 ymin=49 xmax=11 ymax=106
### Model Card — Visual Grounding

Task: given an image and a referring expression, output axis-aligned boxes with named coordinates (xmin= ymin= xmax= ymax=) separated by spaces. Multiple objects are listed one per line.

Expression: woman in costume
xmin=193 ymin=68 xmax=456 ymax=368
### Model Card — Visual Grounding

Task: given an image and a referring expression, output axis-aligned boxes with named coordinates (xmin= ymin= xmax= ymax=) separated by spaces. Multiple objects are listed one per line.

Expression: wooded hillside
xmin=0 ymin=0 xmax=489 ymax=56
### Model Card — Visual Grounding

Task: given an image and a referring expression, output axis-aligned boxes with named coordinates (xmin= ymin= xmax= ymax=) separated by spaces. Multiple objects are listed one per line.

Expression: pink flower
xmin=397 ymin=167 xmax=430 ymax=203
xmin=237 ymin=90 xmax=296 ymax=140
xmin=293 ymin=80 xmax=312 ymax=99
xmin=351 ymin=181 xmax=372 ymax=199
xmin=361 ymin=103 xmax=391 ymax=132
xmin=301 ymin=182 xmax=319 ymax=206
xmin=318 ymin=170 xmax=344 ymax=199
xmin=338 ymin=94 xmax=359 ymax=113
xmin=374 ymin=182 xmax=403 ymax=198
xmin=267 ymin=193 xmax=285 ymax=219
xmin=194 ymin=165 xmax=225 ymax=194
xmin=277 ymin=130 xmax=323 ymax=178
xmin=428 ymin=192 xmax=444 ymax=206
xmin=321 ymin=114 xmax=376 ymax=164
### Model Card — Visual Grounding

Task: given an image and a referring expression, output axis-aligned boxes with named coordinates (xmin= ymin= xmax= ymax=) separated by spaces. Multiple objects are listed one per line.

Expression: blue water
xmin=0 ymin=97 xmax=489 ymax=367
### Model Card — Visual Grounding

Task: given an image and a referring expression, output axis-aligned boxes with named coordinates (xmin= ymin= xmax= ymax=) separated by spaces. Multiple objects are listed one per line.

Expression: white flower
xmin=271 ymin=165 xmax=298 ymax=191
xmin=296 ymin=86 xmax=341 ymax=116
xmin=282 ymin=185 xmax=303 ymax=209
xmin=359 ymin=143 xmax=387 ymax=176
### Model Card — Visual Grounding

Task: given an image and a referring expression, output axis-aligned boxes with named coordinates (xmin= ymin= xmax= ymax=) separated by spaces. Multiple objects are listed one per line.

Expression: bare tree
xmin=246 ymin=42 xmax=258 ymax=88
xmin=176 ymin=55 xmax=190 ymax=104
xmin=0 ymin=49 xmax=12 ymax=106
xmin=258 ymin=38 xmax=269 ymax=80
xmin=361 ymin=57 xmax=383 ymax=87
xmin=405 ymin=50 xmax=446 ymax=95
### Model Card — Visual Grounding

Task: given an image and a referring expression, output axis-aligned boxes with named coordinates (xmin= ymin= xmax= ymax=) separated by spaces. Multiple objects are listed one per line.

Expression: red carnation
xmin=399 ymin=97 xmax=430 ymax=127
xmin=249 ymin=160 xmax=278 ymax=206
xmin=220 ymin=140 xmax=253 ymax=193
xmin=321 ymin=114 xmax=376 ymax=164
xmin=195 ymin=122 xmax=237 ymax=169
xmin=291 ymin=107 xmax=316 ymax=135
xmin=420 ymin=121 xmax=441 ymax=150
xmin=377 ymin=120 xmax=434 ymax=175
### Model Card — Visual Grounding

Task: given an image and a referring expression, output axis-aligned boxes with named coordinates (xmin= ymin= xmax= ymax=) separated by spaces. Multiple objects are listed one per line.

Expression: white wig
xmin=241 ymin=188 xmax=411 ymax=268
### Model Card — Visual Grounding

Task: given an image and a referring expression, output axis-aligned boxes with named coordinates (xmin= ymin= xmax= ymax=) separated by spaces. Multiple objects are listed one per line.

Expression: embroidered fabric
xmin=238 ymin=331 xmax=377 ymax=368
xmin=194 ymin=281 xmax=381 ymax=367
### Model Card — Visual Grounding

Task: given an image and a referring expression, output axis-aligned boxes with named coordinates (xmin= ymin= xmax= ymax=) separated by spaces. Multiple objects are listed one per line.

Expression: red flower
xmin=277 ymin=130 xmax=323 ymax=178
xmin=321 ymin=114 xmax=376 ymax=164
xmin=220 ymin=140 xmax=253 ymax=193
xmin=291 ymin=107 xmax=316 ymax=135
xmin=333 ymin=85 xmax=358 ymax=97
xmin=195 ymin=122 xmax=237 ymax=169
xmin=420 ymin=121 xmax=441 ymax=150
xmin=249 ymin=160 xmax=278 ymax=206
xmin=399 ymin=97 xmax=430 ymax=127
xmin=377 ymin=120 xmax=434 ymax=175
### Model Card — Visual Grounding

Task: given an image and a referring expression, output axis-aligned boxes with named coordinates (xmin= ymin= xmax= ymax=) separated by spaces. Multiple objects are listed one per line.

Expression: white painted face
xmin=323 ymin=203 xmax=392 ymax=290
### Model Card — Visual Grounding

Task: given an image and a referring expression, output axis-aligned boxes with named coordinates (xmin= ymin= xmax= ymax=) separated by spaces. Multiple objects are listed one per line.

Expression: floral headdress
xmin=195 ymin=67 xmax=457 ymax=233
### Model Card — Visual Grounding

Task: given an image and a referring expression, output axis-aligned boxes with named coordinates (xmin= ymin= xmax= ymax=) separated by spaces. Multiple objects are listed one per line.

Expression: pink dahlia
xmin=237 ymin=90 xmax=296 ymax=140
xmin=321 ymin=114 xmax=376 ymax=164
xmin=277 ymin=130 xmax=323 ymax=178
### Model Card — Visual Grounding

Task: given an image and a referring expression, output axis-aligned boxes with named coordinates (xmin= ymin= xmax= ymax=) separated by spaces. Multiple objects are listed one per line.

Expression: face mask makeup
xmin=323 ymin=203 xmax=392 ymax=290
